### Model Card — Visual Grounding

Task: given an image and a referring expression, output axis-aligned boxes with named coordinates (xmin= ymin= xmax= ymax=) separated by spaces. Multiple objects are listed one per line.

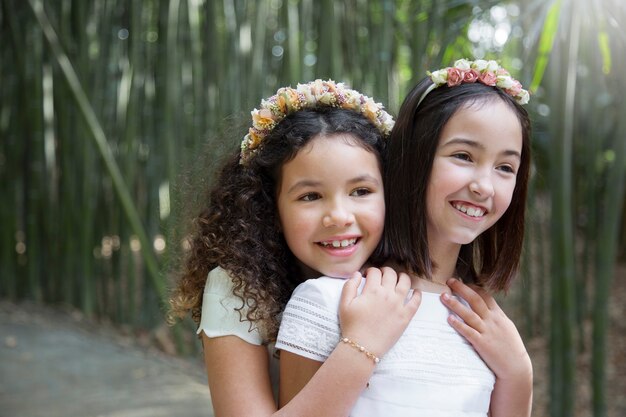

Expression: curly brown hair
xmin=168 ymin=108 xmax=386 ymax=341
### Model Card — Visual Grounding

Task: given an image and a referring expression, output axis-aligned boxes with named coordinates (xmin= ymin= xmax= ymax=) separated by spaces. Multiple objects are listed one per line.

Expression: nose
xmin=322 ymin=201 xmax=355 ymax=227
xmin=469 ymin=174 xmax=495 ymax=198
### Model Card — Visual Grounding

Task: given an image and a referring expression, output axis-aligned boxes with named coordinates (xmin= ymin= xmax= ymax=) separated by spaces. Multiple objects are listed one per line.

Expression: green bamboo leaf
xmin=530 ymin=0 xmax=561 ymax=92
xmin=598 ymin=30 xmax=611 ymax=74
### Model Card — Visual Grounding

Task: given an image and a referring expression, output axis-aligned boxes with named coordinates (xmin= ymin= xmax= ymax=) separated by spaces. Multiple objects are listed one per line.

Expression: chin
xmin=453 ymin=234 xmax=481 ymax=245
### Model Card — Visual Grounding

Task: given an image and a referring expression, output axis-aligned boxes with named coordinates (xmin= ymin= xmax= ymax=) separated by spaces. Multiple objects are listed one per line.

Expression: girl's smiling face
xmin=276 ymin=134 xmax=385 ymax=279
xmin=426 ymin=99 xmax=523 ymax=253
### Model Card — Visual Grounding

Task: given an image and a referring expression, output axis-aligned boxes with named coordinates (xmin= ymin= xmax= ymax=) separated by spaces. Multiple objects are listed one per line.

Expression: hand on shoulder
xmin=338 ymin=266 xmax=421 ymax=358
xmin=441 ymin=278 xmax=532 ymax=382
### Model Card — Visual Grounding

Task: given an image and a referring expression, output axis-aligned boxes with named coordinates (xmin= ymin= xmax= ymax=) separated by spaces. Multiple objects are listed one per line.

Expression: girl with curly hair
xmin=168 ymin=80 xmax=420 ymax=417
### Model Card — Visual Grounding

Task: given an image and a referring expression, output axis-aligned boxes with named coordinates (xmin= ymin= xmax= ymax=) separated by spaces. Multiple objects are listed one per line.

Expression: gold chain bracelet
xmin=340 ymin=336 xmax=380 ymax=364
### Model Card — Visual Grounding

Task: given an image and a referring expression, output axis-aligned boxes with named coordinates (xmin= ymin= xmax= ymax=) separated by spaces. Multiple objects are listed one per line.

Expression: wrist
xmin=498 ymin=353 xmax=533 ymax=385
xmin=340 ymin=335 xmax=381 ymax=364
xmin=339 ymin=323 xmax=397 ymax=357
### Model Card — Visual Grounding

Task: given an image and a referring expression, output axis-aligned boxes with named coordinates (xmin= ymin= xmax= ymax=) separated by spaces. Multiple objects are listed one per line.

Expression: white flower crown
xmin=240 ymin=79 xmax=395 ymax=165
xmin=419 ymin=59 xmax=530 ymax=106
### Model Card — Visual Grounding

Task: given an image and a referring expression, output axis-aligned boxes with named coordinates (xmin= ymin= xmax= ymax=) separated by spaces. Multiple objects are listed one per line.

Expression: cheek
xmin=364 ymin=196 xmax=386 ymax=227
xmin=494 ymin=181 xmax=517 ymax=215
xmin=281 ymin=212 xmax=308 ymax=238
xmin=372 ymin=201 xmax=386 ymax=237
xmin=429 ymin=163 xmax=465 ymax=195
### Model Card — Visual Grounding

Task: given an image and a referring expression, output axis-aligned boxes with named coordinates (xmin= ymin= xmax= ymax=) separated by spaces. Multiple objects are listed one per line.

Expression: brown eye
xmin=452 ymin=153 xmax=472 ymax=162
xmin=497 ymin=165 xmax=516 ymax=174
xmin=299 ymin=193 xmax=321 ymax=202
xmin=350 ymin=188 xmax=372 ymax=197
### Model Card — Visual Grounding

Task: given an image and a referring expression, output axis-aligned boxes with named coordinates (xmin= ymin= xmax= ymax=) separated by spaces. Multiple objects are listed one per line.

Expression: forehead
xmin=292 ymin=134 xmax=377 ymax=165
xmin=439 ymin=99 xmax=523 ymax=153
xmin=279 ymin=134 xmax=382 ymax=186
xmin=302 ymin=132 xmax=369 ymax=152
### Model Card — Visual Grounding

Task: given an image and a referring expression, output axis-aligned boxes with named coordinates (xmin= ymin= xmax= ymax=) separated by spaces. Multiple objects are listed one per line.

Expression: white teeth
xmin=320 ymin=238 xmax=357 ymax=248
xmin=453 ymin=203 xmax=485 ymax=217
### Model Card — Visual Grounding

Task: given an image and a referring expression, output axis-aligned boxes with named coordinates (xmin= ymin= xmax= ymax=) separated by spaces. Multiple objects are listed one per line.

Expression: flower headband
xmin=240 ymin=79 xmax=395 ymax=165
xmin=418 ymin=59 xmax=530 ymax=106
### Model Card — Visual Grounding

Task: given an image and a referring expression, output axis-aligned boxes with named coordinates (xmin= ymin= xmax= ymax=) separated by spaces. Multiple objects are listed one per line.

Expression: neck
xmin=386 ymin=241 xmax=461 ymax=292
xmin=428 ymin=240 xmax=461 ymax=286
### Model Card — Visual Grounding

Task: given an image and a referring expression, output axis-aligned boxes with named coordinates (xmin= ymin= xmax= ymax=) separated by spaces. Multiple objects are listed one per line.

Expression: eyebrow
xmin=286 ymin=174 xmax=381 ymax=195
xmin=442 ymin=138 xmax=521 ymax=159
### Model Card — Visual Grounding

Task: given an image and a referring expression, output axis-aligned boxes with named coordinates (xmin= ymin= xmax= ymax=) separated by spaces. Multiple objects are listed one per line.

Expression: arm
xmin=278 ymin=267 xmax=421 ymax=415
xmin=441 ymin=279 xmax=533 ymax=417
xmin=278 ymin=345 xmax=377 ymax=415
xmin=203 ymin=333 xmax=277 ymax=417
xmin=205 ymin=333 xmax=373 ymax=417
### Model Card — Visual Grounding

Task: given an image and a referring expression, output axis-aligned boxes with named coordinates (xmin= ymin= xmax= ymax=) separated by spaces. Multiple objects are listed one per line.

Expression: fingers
xmin=379 ymin=266 xmax=398 ymax=288
xmin=340 ymin=271 xmax=362 ymax=305
xmin=395 ymin=273 xmax=421 ymax=311
xmin=446 ymin=278 xmax=489 ymax=317
xmin=350 ymin=267 xmax=421 ymax=312
xmin=405 ymin=287 xmax=422 ymax=312
xmin=395 ymin=272 xmax=412 ymax=295
xmin=447 ymin=313 xmax=480 ymax=344
xmin=441 ymin=292 xmax=485 ymax=332
xmin=361 ymin=267 xmax=382 ymax=292
xmin=468 ymin=283 xmax=500 ymax=310
xmin=364 ymin=267 xmax=413 ymax=297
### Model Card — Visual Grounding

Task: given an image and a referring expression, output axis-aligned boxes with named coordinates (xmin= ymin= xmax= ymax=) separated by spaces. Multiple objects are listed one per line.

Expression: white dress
xmin=197 ymin=267 xmax=279 ymax=391
xmin=275 ymin=276 xmax=495 ymax=417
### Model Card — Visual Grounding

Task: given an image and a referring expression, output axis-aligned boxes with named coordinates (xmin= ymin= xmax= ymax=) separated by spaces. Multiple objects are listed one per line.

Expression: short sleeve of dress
xmin=275 ymin=277 xmax=345 ymax=362
xmin=196 ymin=267 xmax=264 ymax=346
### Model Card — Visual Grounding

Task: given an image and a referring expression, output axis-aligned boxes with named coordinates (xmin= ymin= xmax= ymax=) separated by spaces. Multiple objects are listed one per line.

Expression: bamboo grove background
xmin=2 ymin=0 xmax=625 ymax=416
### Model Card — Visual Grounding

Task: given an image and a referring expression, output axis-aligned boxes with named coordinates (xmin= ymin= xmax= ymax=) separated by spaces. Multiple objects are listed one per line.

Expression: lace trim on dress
xmin=275 ymin=294 xmax=341 ymax=362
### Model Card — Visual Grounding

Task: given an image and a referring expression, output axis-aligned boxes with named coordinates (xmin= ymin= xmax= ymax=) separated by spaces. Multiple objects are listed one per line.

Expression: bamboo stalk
xmin=592 ymin=109 xmax=626 ymax=417
xmin=28 ymin=0 xmax=166 ymax=305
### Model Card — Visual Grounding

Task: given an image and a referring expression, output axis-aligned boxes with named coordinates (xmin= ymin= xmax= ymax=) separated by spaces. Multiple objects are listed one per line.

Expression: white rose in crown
xmin=454 ymin=58 xmax=471 ymax=70
xmin=430 ymin=69 xmax=448 ymax=85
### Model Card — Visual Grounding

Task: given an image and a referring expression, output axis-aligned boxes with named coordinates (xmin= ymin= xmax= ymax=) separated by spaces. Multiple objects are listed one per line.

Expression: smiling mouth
xmin=318 ymin=238 xmax=358 ymax=248
xmin=452 ymin=202 xmax=486 ymax=218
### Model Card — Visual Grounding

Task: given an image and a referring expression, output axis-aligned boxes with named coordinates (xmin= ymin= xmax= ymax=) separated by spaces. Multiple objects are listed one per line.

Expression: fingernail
xmin=446 ymin=278 xmax=456 ymax=286
xmin=441 ymin=293 xmax=450 ymax=301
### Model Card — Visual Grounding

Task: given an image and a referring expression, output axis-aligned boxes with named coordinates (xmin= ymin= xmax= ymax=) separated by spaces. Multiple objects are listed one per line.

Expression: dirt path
xmin=0 ymin=301 xmax=213 ymax=417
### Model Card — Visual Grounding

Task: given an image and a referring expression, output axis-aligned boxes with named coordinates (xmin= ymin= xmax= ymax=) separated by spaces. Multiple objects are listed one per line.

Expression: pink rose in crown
xmin=463 ymin=69 xmax=480 ymax=83
xmin=479 ymin=71 xmax=497 ymax=86
xmin=447 ymin=67 xmax=463 ymax=87
xmin=506 ymin=80 xmax=523 ymax=96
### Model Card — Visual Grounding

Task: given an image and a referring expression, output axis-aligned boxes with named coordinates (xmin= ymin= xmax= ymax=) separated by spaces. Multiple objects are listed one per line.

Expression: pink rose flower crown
xmin=240 ymin=79 xmax=395 ymax=165
xmin=418 ymin=59 xmax=530 ymax=107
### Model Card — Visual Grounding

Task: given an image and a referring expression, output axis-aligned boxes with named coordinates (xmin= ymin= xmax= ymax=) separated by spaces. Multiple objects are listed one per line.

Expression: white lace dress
xmin=275 ymin=276 xmax=495 ymax=417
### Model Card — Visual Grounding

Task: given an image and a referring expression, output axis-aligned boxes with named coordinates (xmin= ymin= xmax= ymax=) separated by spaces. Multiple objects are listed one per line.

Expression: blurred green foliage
xmin=1 ymin=1 xmax=625 ymax=415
